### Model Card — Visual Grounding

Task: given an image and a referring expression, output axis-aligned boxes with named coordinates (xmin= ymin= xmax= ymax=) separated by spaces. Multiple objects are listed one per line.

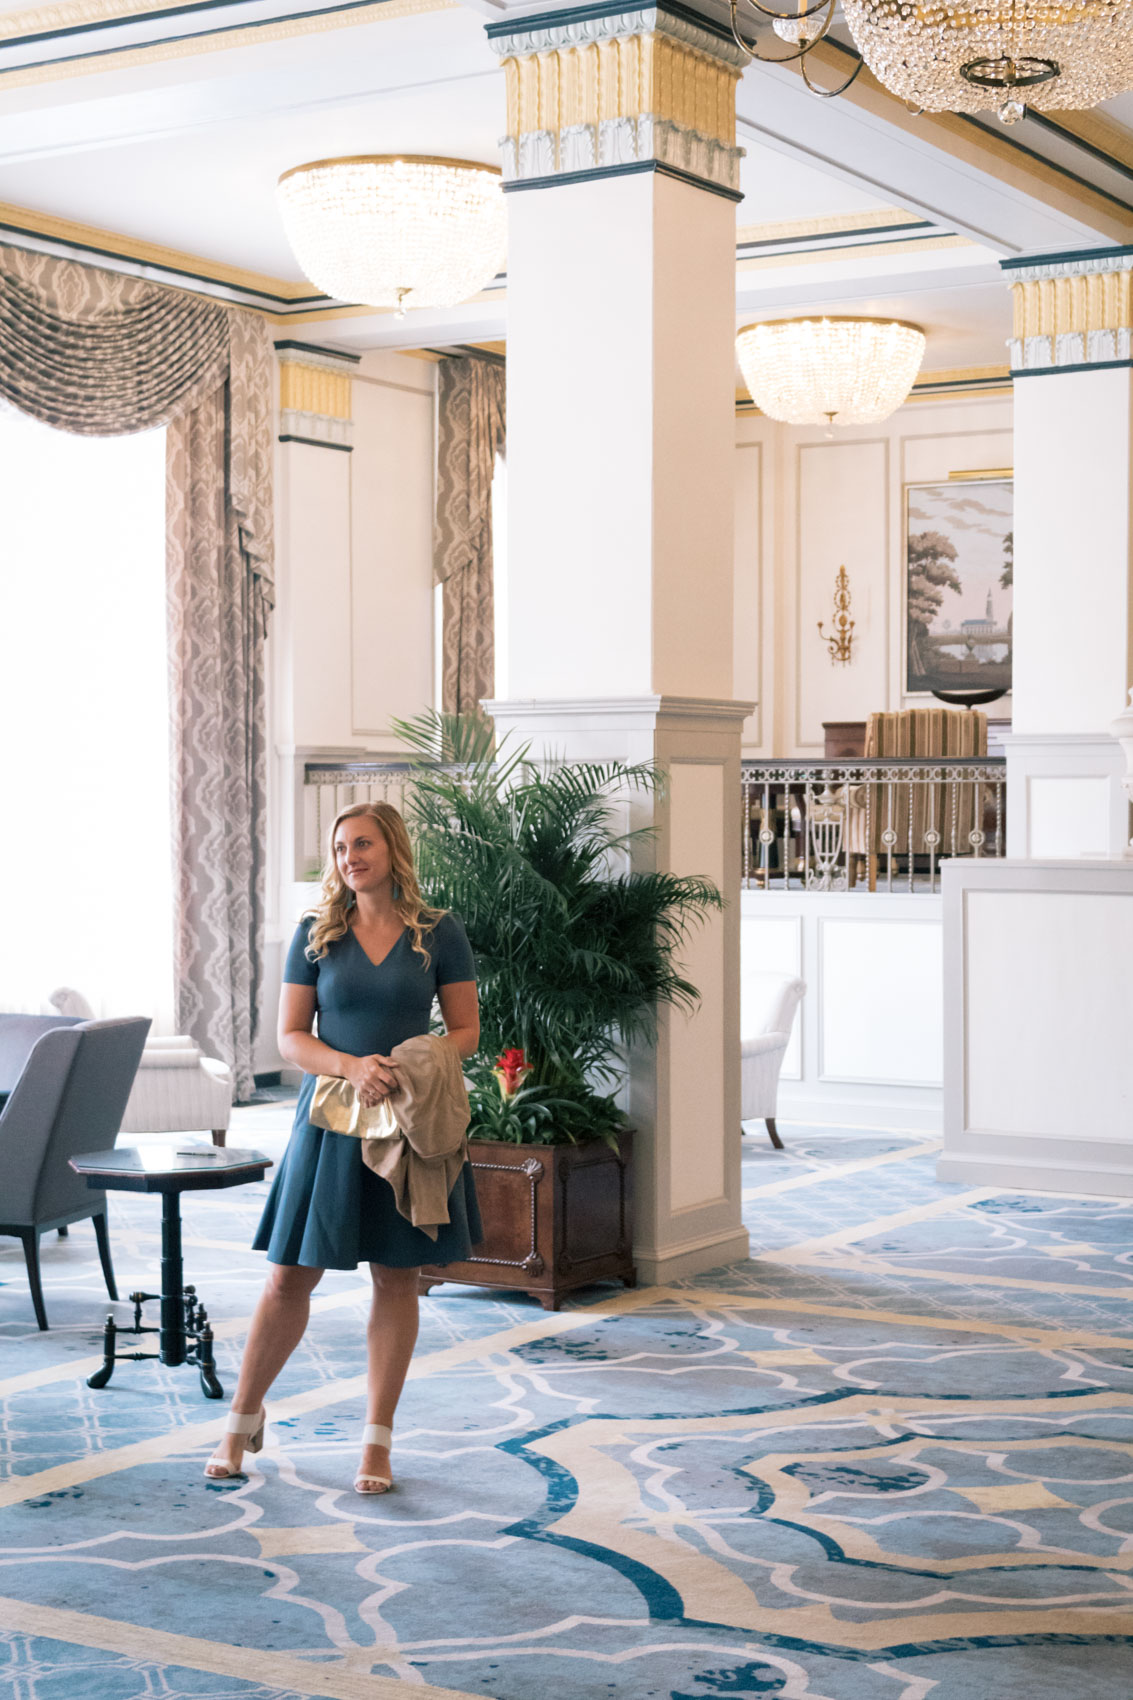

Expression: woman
xmin=205 ymin=801 xmax=480 ymax=1492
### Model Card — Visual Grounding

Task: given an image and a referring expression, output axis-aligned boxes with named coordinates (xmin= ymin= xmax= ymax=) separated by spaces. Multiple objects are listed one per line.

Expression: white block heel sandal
xmin=355 ymin=1423 xmax=394 ymax=1495
xmin=204 ymin=1408 xmax=266 ymax=1479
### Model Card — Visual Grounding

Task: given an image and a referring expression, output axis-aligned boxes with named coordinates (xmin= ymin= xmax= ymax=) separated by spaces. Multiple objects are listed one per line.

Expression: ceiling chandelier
xmin=735 ymin=317 xmax=926 ymax=426
xmin=277 ymin=155 xmax=506 ymax=313
xmin=728 ymin=0 xmax=1133 ymax=123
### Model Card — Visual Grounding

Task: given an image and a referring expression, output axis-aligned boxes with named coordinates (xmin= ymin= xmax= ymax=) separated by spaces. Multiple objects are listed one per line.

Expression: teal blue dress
xmin=252 ymin=913 xmax=482 ymax=1270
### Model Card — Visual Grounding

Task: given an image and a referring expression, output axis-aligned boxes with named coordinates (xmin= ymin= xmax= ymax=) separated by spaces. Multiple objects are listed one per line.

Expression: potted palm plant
xmin=396 ymin=711 xmax=721 ymax=1310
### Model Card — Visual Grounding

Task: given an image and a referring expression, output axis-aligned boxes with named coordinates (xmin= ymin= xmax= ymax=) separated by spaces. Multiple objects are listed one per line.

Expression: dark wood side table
xmin=70 ymin=1146 xmax=272 ymax=1399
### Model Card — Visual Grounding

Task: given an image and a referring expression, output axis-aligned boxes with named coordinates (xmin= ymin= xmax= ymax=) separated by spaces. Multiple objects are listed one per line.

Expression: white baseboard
xmin=937 ymin=1152 xmax=1133 ymax=1197
xmin=776 ymin=1091 xmax=942 ymax=1133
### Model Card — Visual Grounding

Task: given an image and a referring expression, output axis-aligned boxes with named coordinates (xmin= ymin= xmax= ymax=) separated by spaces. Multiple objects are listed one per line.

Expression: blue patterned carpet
xmin=1 ymin=1107 xmax=1131 ymax=1700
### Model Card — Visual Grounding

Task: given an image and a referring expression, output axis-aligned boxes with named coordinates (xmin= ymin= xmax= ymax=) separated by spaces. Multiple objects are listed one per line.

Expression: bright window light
xmin=492 ymin=450 xmax=508 ymax=702
xmin=0 ymin=407 xmax=173 ymax=1029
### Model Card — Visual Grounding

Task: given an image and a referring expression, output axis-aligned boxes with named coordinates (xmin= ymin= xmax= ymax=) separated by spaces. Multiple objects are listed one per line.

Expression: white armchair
xmin=741 ymin=972 xmax=806 ymax=1150
xmin=118 ymin=1036 xmax=234 ymax=1147
xmin=46 ymin=991 xmax=233 ymax=1147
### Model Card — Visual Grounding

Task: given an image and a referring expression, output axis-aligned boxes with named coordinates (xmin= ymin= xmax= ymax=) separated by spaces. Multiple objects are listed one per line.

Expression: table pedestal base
xmin=87 ymin=1193 xmax=223 ymax=1398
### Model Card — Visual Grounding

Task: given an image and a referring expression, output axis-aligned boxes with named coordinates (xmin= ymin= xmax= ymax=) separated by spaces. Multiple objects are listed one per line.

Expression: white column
xmin=1003 ymin=250 xmax=1133 ymax=858
xmin=267 ymin=340 xmax=358 ymax=1073
xmin=485 ymin=3 xmax=752 ymax=1282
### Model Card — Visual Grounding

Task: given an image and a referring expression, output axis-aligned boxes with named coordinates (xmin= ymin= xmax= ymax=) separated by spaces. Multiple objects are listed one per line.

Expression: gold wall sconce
xmin=818 ymin=566 xmax=855 ymax=666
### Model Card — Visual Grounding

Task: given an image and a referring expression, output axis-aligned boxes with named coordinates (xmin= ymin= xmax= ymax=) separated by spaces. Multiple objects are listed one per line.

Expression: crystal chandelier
xmin=735 ymin=317 xmax=926 ymax=426
xmin=728 ymin=0 xmax=1133 ymax=122
xmin=277 ymin=155 xmax=506 ymax=312
xmin=840 ymin=0 xmax=1133 ymax=122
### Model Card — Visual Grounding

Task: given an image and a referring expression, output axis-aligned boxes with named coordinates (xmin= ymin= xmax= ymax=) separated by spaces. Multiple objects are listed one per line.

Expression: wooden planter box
xmin=419 ymin=1130 xmax=635 ymax=1311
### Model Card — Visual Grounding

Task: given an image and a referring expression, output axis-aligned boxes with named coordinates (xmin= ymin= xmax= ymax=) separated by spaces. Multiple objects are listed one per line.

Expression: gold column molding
xmin=487 ymin=3 xmax=745 ymax=196
xmin=278 ymin=360 xmax=352 ymax=419
xmin=503 ymin=34 xmax=738 ymax=149
xmin=275 ymin=341 xmax=357 ymax=451
xmin=1006 ymin=249 xmax=1133 ymax=373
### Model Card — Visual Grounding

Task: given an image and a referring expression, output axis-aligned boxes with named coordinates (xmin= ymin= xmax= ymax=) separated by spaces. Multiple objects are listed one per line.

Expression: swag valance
xmin=0 ymin=245 xmax=275 ymax=1097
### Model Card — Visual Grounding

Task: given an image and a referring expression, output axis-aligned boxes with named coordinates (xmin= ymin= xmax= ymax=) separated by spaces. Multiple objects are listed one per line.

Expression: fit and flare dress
xmin=252 ymin=913 xmax=483 ymax=1270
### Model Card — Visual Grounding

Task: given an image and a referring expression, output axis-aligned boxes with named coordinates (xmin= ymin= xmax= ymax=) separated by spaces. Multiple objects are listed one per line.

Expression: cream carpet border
xmin=0 ymin=1593 xmax=484 ymax=1700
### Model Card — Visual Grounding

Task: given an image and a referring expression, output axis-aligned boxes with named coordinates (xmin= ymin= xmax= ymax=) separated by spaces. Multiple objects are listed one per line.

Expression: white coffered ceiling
xmin=1 ymin=0 xmax=1132 ymax=364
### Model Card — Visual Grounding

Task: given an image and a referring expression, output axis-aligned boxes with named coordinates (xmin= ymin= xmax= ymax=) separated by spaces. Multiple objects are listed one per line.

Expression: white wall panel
xmin=735 ymin=395 xmax=1014 ymax=759
xmin=942 ymin=861 xmax=1133 ymax=1194
xmin=965 ymin=888 xmax=1133 ymax=1137
xmin=819 ymin=916 xmax=943 ymax=1086
xmin=797 ymin=438 xmax=889 ymax=749
xmin=1028 ymin=775 xmax=1113 ymax=858
xmin=350 ymin=358 xmax=436 ymax=740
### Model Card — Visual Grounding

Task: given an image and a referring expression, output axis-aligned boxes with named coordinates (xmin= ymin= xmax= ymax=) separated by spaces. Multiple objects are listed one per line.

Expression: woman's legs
xmin=208 ymin=1262 xmax=325 ymax=1472
xmin=359 ymin=1263 xmax=420 ymax=1484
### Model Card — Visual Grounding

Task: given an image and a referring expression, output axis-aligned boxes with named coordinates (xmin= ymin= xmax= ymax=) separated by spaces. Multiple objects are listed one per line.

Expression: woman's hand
xmin=341 ymin=1052 xmax=398 ymax=1108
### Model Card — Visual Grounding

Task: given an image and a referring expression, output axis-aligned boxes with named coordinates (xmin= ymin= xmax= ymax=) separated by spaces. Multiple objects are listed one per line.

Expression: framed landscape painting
xmin=905 ymin=477 xmax=1013 ymax=696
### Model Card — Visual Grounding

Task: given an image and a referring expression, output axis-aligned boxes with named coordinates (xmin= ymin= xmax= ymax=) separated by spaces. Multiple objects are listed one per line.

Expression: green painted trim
xmin=502 ymin=158 xmax=743 ymax=202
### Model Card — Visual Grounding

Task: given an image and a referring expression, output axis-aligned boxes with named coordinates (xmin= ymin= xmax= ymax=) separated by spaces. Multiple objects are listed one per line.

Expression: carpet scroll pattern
xmin=0 ymin=1108 xmax=1131 ymax=1699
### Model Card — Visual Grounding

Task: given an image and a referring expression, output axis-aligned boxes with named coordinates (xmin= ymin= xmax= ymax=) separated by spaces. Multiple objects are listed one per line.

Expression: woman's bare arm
xmin=436 ymin=980 xmax=479 ymax=1060
xmin=277 ymin=984 xmax=397 ymax=1102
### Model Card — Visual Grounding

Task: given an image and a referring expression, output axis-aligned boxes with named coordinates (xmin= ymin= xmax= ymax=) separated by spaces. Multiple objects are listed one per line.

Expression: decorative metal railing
xmin=741 ymin=757 xmax=1007 ymax=893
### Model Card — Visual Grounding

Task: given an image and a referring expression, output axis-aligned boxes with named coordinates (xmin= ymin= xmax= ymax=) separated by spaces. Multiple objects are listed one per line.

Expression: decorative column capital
xmin=274 ymin=339 xmax=360 ymax=452
xmin=485 ymin=1 xmax=745 ymax=201
xmin=1002 ymin=246 xmax=1133 ymax=376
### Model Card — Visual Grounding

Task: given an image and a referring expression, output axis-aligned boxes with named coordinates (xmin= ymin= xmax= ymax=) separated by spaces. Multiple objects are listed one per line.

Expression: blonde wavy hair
xmin=305 ymin=801 xmax=445 ymax=968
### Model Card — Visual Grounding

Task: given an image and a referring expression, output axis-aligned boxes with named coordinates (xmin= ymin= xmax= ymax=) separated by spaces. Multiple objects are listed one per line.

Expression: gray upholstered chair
xmin=0 ymin=1016 xmax=150 ymax=1329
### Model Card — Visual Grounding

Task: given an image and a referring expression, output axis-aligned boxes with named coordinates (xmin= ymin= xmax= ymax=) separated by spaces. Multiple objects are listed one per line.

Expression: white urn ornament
xmin=1111 ymin=687 xmax=1133 ymax=855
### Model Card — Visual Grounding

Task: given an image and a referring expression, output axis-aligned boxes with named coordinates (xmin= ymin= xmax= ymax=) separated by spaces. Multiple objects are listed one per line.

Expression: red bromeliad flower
xmin=494 ymin=1048 xmax=532 ymax=1098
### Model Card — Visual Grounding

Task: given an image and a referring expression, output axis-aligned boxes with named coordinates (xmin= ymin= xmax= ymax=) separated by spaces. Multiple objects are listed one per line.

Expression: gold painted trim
xmin=278 ymin=359 xmax=352 ymax=418
xmin=1011 ymin=266 xmax=1133 ymax=339
xmin=502 ymin=33 xmax=739 ymax=150
xmin=1 ymin=0 xmax=185 ymax=39
xmin=949 ymin=466 xmax=1014 ymax=478
xmin=735 ymin=206 xmax=917 ymax=243
xmin=0 ymin=0 xmax=453 ymax=87
xmin=915 ymin=363 xmax=1010 ymax=385
xmin=0 ymin=198 xmax=317 ymax=300
xmin=279 ymin=154 xmax=502 ymax=184
xmin=1036 ymin=110 xmax=1133 ymax=177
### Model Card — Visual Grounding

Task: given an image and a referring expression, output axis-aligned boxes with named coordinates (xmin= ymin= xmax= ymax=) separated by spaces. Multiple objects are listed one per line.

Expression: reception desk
xmin=940 ymin=857 xmax=1133 ymax=1195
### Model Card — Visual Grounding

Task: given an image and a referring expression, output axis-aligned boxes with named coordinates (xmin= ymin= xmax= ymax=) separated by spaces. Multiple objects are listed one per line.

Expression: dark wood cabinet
xmin=420 ymin=1131 xmax=635 ymax=1310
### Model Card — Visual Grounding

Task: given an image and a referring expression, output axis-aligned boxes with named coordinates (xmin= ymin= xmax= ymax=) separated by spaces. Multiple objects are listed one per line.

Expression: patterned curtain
xmin=434 ymin=355 xmax=505 ymax=715
xmin=0 ymin=246 xmax=274 ymax=1098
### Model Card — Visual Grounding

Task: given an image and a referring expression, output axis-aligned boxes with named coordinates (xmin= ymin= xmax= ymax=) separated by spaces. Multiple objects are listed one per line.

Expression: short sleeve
xmin=433 ymin=913 xmax=476 ymax=986
xmin=283 ymin=919 xmax=319 ymax=986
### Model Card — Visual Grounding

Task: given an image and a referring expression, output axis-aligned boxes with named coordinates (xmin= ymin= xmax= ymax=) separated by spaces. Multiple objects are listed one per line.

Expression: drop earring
xmin=391 ymin=881 xmax=401 ymax=903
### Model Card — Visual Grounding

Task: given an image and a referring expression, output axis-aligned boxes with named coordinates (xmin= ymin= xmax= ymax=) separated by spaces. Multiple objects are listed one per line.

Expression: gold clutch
xmin=309 ymin=1075 xmax=398 ymax=1140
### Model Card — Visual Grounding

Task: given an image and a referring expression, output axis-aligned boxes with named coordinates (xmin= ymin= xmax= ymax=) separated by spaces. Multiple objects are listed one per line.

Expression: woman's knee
xmin=266 ymin=1263 xmax=324 ymax=1302
xmin=369 ymin=1262 xmax=420 ymax=1297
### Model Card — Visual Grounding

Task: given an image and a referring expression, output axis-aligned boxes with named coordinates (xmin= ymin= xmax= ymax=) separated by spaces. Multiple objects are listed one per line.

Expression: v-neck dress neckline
xmin=347 ymin=924 xmax=407 ymax=971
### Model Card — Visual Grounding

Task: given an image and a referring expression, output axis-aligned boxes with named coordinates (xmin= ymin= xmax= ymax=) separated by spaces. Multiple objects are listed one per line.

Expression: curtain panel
xmin=433 ymin=355 xmax=505 ymax=716
xmin=0 ymin=246 xmax=274 ymax=1098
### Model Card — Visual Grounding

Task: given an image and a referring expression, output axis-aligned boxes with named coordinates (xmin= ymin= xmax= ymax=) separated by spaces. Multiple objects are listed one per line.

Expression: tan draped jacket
xmin=308 ymin=1034 xmax=471 ymax=1240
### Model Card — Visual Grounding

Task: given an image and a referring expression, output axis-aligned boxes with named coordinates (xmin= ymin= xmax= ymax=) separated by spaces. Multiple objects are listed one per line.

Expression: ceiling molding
xmin=0 ymin=0 xmax=270 ymax=45
xmin=736 ymin=232 xmax=976 ymax=272
xmin=0 ymin=0 xmax=451 ymax=86
xmin=735 ymin=206 xmax=914 ymax=243
xmin=768 ymin=41 xmax=1133 ymax=245
xmin=0 ymin=201 xmax=335 ymax=308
